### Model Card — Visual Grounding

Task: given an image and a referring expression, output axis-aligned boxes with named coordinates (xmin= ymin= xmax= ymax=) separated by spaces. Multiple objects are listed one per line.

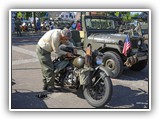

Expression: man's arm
xmin=51 ymin=33 xmax=68 ymax=57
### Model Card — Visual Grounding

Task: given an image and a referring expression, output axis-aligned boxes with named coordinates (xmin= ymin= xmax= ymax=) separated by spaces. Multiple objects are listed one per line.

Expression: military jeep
xmin=72 ymin=13 xmax=148 ymax=78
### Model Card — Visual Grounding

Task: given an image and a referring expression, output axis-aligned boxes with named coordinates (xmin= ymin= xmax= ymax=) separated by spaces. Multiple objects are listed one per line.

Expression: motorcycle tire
xmin=83 ymin=67 xmax=112 ymax=108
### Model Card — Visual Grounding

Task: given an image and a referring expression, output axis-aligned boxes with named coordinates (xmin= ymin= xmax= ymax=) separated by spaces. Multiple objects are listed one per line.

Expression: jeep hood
xmin=88 ymin=33 xmax=127 ymax=44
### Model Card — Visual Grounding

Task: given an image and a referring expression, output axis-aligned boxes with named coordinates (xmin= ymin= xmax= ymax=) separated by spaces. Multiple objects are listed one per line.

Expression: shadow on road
xmin=11 ymin=86 xmax=85 ymax=109
xmin=119 ymin=65 xmax=149 ymax=81
xmin=11 ymin=89 xmax=48 ymax=109
xmin=56 ymin=86 xmax=85 ymax=99
xmin=105 ymin=85 xmax=149 ymax=109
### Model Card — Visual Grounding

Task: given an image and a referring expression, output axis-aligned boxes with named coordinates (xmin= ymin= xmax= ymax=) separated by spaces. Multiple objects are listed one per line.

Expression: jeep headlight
xmin=138 ymin=40 xmax=142 ymax=46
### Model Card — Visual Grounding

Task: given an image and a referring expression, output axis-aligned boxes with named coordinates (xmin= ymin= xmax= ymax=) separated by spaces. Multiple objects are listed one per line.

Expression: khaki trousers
xmin=36 ymin=45 xmax=55 ymax=87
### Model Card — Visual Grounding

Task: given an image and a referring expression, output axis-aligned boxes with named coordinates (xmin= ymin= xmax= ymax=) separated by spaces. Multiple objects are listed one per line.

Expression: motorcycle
xmin=53 ymin=46 xmax=113 ymax=108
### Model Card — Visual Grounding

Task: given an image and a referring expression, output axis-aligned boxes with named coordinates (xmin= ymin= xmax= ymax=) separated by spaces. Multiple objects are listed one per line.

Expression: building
xmin=48 ymin=11 xmax=62 ymax=19
xmin=59 ymin=12 xmax=76 ymax=22
xmin=48 ymin=12 xmax=76 ymax=22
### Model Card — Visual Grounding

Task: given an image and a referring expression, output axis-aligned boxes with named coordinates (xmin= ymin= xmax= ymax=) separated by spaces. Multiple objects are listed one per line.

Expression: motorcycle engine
xmin=64 ymin=67 xmax=79 ymax=86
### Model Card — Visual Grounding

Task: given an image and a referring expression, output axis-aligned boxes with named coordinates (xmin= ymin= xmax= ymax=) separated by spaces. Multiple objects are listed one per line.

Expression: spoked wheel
xmin=83 ymin=68 xmax=112 ymax=108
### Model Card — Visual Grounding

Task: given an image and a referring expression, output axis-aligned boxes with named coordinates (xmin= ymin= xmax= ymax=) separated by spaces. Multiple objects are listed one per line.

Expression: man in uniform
xmin=36 ymin=29 xmax=74 ymax=92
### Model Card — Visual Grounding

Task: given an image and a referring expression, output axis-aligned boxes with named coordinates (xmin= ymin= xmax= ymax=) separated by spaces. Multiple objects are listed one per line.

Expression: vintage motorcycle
xmin=53 ymin=46 xmax=113 ymax=108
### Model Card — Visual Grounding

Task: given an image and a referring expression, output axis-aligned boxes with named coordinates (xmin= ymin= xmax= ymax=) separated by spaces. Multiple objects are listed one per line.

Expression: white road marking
xmin=12 ymin=46 xmax=37 ymax=58
xmin=12 ymin=46 xmax=38 ymax=65
xmin=12 ymin=58 xmax=38 ymax=65
xmin=12 ymin=46 xmax=55 ymax=65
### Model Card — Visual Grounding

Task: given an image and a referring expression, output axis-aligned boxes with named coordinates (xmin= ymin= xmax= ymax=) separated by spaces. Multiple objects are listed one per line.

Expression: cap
xmin=61 ymin=28 xmax=72 ymax=39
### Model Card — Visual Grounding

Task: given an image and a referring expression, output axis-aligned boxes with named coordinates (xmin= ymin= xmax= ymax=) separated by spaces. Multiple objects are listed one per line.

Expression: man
xmin=15 ymin=18 xmax=22 ymax=37
xmin=36 ymin=28 xmax=74 ymax=92
xmin=71 ymin=21 xmax=76 ymax=30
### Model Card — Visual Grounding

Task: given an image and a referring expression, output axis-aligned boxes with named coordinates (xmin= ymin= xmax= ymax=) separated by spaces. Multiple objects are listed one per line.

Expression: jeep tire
xmin=103 ymin=51 xmax=123 ymax=78
xmin=129 ymin=60 xmax=148 ymax=71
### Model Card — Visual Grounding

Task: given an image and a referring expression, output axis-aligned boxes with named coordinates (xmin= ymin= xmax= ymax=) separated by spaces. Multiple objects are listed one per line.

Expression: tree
xmin=115 ymin=12 xmax=131 ymax=22
xmin=25 ymin=12 xmax=32 ymax=19
xmin=33 ymin=12 xmax=36 ymax=32
xmin=17 ymin=12 xmax=22 ymax=19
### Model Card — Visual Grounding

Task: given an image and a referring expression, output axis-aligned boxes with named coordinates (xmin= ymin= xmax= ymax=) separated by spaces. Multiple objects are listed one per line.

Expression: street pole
xmin=33 ymin=12 xmax=36 ymax=32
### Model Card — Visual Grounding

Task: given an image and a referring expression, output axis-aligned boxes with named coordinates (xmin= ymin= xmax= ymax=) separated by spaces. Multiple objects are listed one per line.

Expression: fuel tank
xmin=72 ymin=56 xmax=85 ymax=68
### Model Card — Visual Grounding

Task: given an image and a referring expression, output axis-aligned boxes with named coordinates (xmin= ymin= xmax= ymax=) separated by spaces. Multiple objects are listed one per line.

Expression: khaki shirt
xmin=38 ymin=29 xmax=74 ymax=56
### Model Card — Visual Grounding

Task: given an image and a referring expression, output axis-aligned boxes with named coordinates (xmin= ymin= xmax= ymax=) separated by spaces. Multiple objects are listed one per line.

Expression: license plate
xmin=138 ymin=56 xmax=147 ymax=61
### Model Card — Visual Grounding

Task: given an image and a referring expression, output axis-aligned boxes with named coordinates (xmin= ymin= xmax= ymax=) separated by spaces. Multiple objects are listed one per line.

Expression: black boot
xmin=43 ymin=84 xmax=48 ymax=90
xmin=47 ymin=86 xmax=54 ymax=92
xmin=43 ymin=79 xmax=48 ymax=90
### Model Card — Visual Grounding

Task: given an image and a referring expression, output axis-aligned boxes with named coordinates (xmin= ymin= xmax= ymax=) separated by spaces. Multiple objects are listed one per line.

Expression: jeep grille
xmin=130 ymin=38 xmax=139 ymax=49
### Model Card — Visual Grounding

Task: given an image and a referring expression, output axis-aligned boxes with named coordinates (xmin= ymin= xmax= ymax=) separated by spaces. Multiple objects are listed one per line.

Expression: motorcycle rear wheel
xmin=83 ymin=68 xmax=112 ymax=108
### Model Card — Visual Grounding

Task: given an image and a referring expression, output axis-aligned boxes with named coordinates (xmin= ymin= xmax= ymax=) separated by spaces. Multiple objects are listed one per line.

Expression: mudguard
xmin=84 ymin=65 xmax=112 ymax=87
xmin=97 ymin=65 xmax=113 ymax=77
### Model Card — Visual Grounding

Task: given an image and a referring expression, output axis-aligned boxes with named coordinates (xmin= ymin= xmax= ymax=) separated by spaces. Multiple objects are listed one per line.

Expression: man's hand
xmin=66 ymin=52 xmax=73 ymax=57
xmin=73 ymin=48 xmax=77 ymax=54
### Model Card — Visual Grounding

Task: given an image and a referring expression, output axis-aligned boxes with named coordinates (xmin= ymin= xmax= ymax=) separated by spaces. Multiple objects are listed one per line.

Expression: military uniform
xmin=36 ymin=29 xmax=73 ymax=90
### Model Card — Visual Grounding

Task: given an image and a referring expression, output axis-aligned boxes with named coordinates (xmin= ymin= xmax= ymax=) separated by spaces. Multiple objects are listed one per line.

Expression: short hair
xmin=61 ymin=28 xmax=72 ymax=39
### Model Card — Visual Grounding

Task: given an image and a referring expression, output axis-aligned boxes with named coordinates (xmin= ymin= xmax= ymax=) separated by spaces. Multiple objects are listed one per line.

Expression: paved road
xmin=11 ymin=37 xmax=149 ymax=110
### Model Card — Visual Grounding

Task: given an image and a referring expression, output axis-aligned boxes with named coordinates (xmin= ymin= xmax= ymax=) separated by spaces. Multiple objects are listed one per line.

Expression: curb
xmin=12 ymin=36 xmax=42 ymax=39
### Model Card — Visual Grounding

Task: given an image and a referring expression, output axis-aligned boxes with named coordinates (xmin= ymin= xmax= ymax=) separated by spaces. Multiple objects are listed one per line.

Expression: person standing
xmin=76 ymin=20 xmax=81 ymax=31
xmin=15 ymin=18 xmax=22 ymax=37
xmin=36 ymin=29 xmax=74 ymax=92
xmin=71 ymin=21 xmax=76 ymax=30
xmin=36 ymin=19 xmax=41 ymax=33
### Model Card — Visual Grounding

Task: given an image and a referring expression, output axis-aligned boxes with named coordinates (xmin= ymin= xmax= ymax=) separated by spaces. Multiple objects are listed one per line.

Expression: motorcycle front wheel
xmin=83 ymin=68 xmax=112 ymax=108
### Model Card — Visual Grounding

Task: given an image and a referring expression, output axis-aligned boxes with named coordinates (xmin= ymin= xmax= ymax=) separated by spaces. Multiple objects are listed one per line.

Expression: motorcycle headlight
xmin=96 ymin=56 xmax=103 ymax=65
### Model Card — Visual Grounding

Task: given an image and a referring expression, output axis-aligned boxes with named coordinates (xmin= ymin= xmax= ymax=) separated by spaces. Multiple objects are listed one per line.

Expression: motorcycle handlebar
xmin=58 ymin=53 xmax=81 ymax=61
xmin=66 ymin=53 xmax=81 ymax=58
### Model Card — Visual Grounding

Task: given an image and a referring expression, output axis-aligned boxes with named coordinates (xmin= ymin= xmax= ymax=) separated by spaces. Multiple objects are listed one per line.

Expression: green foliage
xmin=115 ymin=12 xmax=120 ymax=17
xmin=25 ymin=12 xmax=32 ymax=19
xmin=17 ymin=12 xmax=22 ymax=18
xmin=104 ymin=12 xmax=132 ymax=22
xmin=16 ymin=12 xmax=47 ymax=20
xmin=122 ymin=12 xmax=131 ymax=22
xmin=40 ymin=12 xmax=46 ymax=17
xmin=132 ymin=13 xmax=139 ymax=18
xmin=114 ymin=12 xmax=140 ymax=22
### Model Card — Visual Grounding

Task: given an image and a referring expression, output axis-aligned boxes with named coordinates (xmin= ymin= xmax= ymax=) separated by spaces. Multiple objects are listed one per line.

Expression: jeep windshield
xmin=85 ymin=17 xmax=116 ymax=30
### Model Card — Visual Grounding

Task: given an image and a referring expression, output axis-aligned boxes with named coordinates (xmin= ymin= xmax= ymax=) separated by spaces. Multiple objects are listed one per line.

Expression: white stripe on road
xmin=12 ymin=46 xmax=38 ymax=65
xmin=12 ymin=46 xmax=37 ymax=58
xmin=12 ymin=46 xmax=55 ymax=65
xmin=12 ymin=58 xmax=38 ymax=65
